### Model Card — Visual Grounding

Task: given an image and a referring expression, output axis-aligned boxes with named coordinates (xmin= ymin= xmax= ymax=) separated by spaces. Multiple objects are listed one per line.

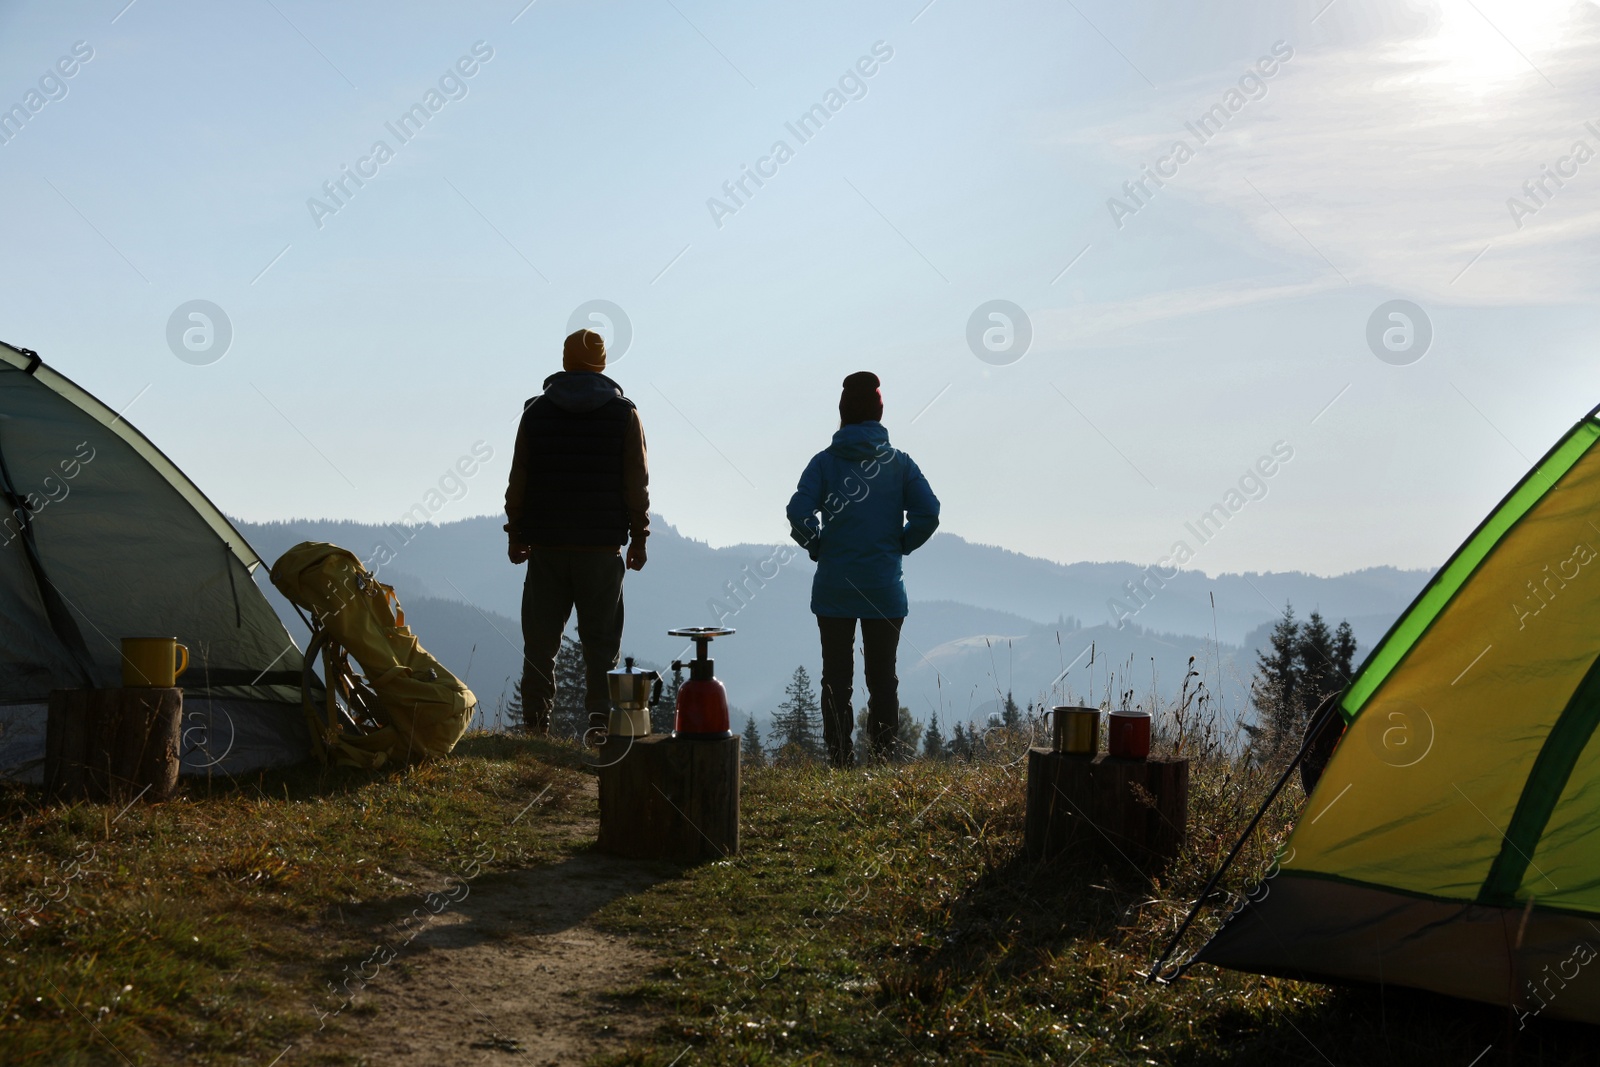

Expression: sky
xmin=2 ymin=0 xmax=1599 ymax=578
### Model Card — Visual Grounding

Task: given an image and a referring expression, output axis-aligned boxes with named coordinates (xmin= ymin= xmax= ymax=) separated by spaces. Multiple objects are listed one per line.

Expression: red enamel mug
xmin=1108 ymin=709 xmax=1151 ymax=759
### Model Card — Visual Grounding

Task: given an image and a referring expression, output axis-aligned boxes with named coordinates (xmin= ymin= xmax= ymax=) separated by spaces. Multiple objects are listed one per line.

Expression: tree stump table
xmin=596 ymin=734 xmax=740 ymax=862
xmin=1024 ymin=748 xmax=1188 ymax=870
xmin=45 ymin=688 xmax=183 ymax=803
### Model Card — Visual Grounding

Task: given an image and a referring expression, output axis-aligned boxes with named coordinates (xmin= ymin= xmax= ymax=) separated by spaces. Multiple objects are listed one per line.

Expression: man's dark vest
xmin=516 ymin=394 xmax=634 ymax=546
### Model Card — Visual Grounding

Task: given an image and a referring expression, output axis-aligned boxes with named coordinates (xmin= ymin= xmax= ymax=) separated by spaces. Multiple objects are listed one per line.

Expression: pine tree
xmin=741 ymin=715 xmax=765 ymax=766
xmin=1249 ymin=604 xmax=1300 ymax=746
xmin=1249 ymin=605 xmax=1362 ymax=755
xmin=772 ymin=666 xmax=823 ymax=762
xmin=950 ymin=721 xmax=972 ymax=761
xmin=506 ymin=679 xmax=525 ymax=731
xmin=1002 ymin=690 xmax=1020 ymax=731
xmin=895 ymin=705 xmax=923 ymax=762
xmin=650 ymin=669 xmax=681 ymax=735
xmin=1298 ymin=610 xmax=1338 ymax=712
xmin=923 ymin=710 xmax=946 ymax=760
xmin=551 ymin=636 xmax=589 ymax=740
xmin=1333 ymin=620 xmax=1358 ymax=685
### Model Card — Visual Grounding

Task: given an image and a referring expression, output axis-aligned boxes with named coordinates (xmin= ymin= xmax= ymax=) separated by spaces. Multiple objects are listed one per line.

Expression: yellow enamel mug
xmin=121 ymin=637 xmax=189 ymax=688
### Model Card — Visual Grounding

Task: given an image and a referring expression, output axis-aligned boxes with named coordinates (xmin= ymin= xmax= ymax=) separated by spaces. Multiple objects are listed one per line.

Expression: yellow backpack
xmin=269 ymin=541 xmax=475 ymax=768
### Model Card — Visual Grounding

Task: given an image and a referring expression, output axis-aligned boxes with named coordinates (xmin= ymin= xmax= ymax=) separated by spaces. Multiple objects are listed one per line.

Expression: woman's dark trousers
xmin=817 ymin=615 xmax=904 ymax=766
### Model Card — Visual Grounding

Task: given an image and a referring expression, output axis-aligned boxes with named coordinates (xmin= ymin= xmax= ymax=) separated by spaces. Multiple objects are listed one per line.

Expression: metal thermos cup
xmin=1053 ymin=706 xmax=1100 ymax=755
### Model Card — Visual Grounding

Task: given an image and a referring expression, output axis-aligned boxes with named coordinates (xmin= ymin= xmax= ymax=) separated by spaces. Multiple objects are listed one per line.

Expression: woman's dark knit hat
xmin=839 ymin=371 xmax=883 ymax=425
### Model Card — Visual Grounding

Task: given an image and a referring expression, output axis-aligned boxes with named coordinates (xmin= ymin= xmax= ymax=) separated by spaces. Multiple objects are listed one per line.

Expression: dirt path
xmin=302 ymin=780 xmax=665 ymax=1065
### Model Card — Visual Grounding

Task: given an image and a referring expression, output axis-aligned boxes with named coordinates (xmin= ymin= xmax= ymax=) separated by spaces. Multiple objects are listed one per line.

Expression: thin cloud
xmin=1033 ymin=277 xmax=1344 ymax=350
xmin=1058 ymin=0 xmax=1600 ymax=312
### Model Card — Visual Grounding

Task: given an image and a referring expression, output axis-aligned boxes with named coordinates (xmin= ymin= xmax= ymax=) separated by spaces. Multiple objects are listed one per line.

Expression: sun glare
xmin=1417 ymin=0 xmax=1577 ymax=92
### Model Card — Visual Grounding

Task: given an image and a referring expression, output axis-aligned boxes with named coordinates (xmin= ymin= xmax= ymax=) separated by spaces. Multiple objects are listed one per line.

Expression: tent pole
xmin=1145 ymin=693 xmax=1343 ymax=983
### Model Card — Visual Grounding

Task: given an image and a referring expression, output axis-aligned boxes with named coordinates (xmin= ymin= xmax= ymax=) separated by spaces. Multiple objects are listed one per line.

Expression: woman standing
xmin=786 ymin=372 xmax=941 ymax=767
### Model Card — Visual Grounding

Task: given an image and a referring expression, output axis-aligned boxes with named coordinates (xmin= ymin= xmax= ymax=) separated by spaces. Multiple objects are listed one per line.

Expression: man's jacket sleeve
xmin=786 ymin=454 xmax=825 ymax=556
xmin=900 ymin=455 xmax=940 ymax=554
xmin=624 ymin=408 xmax=650 ymax=543
xmin=504 ymin=404 xmax=532 ymax=541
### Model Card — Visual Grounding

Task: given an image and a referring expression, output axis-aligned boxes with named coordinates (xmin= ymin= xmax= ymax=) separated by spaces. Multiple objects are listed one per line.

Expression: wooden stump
xmin=596 ymin=734 xmax=740 ymax=862
xmin=1024 ymin=748 xmax=1188 ymax=870
xmin=45 ymin=688 xmax=183 ymax=803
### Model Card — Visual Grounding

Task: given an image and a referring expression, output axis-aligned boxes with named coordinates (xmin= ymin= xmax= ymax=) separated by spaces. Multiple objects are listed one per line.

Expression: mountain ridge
xmin=235 ymin=514 xmax=1430 ymax=730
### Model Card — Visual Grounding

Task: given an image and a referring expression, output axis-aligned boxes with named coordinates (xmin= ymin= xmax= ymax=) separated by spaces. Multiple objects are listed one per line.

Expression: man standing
xmin=786 ymin=372 xmax=939 ymax=767
xmin=506 ymin=328 xmax=648 ymax=737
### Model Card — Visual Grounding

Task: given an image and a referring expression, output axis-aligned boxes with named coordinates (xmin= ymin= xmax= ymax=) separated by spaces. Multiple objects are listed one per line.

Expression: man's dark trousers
xmin=521 ymin=547 xmax=624 ymax=735
xmin=817 ymin=615 xmax=904 ymax=766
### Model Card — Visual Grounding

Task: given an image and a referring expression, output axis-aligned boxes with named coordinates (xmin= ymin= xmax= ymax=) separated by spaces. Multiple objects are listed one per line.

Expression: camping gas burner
xmin=668 ymin=627 xmax=733 ymax=668
xmin=667 ymin=627 xmax=734 ymax=739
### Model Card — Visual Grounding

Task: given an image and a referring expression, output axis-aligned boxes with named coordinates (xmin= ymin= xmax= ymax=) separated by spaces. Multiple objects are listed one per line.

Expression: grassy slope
xmin=0 ymin=735 xmax=593 ymax=1066
xmin=592 ymin=749 xmax=1595 ymax=1066
xmin=1 ymin=733 xmax=1594 ymax=1066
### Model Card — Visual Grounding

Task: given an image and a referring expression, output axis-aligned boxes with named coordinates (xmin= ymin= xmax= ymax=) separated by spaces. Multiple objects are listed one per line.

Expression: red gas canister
xmin=668 ymin=627 xmax=735 ymax=740
xmin=1108 ymin=709 xmax=1151 ymax=759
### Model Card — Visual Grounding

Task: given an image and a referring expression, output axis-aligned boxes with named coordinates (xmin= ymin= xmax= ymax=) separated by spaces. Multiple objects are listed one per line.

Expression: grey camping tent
xmin=0 ymin=341 xmax=309 ymax=780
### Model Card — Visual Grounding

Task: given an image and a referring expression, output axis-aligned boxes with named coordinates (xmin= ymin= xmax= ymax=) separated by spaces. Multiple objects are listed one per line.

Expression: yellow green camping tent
xmin=1195 ymin=402 xmax=1600 ymax=1024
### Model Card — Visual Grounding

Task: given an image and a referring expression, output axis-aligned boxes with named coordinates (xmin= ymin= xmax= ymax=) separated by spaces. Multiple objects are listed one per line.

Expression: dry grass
xmin=1 ymin=712 xmax=1594 ymax=1065
xmin=590 ymin=715 xmax=1595 ymax=1065
xmin=0 ymin=733 xmax=590 ymax=1066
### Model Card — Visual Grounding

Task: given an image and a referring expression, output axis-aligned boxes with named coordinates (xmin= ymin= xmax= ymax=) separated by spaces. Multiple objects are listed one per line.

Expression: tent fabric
xmin=1196 ymin=877 xmax=1600 ymax=1025
xmin=0 ymin=697 xmax=308 ymax=782
xmin=0 ymin=342 xmax=308 ymax=779
xmin=269 ymin=541 xmax=474 ymax=767
xmin=1196 ymin=403 xmax=1600 ymax=1021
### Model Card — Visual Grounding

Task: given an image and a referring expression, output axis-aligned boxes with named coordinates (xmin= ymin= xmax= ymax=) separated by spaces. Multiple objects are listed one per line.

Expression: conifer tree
xmin=1002 ymin=690 xmax=1020 ymax=731
xmin=1333 ymin=620 xmax=1358 ymax=684
xmin=1249 ymin=604 xmax=1362 ymax=754
xmin=950 ymin=721 xmax=972 ymax=761
xmin=741 ymin=715 xmax=765 ymax=766
xmin=506 ymin=679 xmax=525 ymax=731
xmin=924 ymin=710 xmax=946 ymax=760
xmin=1298 ymin=610 xmax=1338 ymax=711
xmin=650 ymin=669 xmax=681 ymax=735
xmin=552 ymin=636 xmax=589 ymax=740
xmin=1250 ymin=604 xmax=1300 ymax=746
xmin=895 ymin=706 xmax=923 ymax=762
xmin=771 ymin=666 xmax=823 ymax=761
